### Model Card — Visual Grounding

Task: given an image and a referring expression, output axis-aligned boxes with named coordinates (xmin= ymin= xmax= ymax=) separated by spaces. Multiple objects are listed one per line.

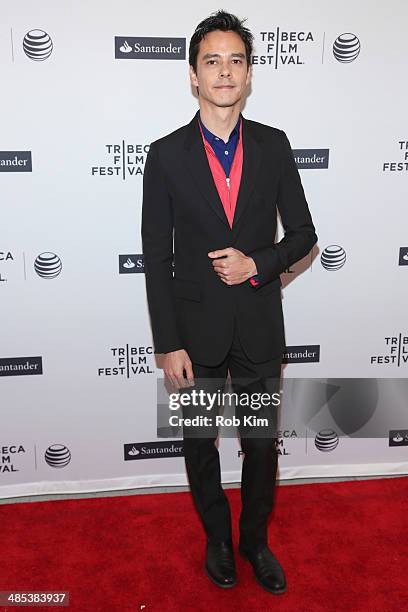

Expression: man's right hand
xmin=163 ymin=349 xmax=195 ymax=389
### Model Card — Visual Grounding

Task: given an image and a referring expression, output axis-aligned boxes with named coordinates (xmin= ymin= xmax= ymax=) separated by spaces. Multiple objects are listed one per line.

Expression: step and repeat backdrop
xmin=1 ymin=1 xmax=407 ymax=499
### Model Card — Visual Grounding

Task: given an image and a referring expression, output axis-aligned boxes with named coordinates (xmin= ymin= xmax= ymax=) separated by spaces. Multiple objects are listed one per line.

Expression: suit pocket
xmin=172 ymin=278 xmax=202 ymax=302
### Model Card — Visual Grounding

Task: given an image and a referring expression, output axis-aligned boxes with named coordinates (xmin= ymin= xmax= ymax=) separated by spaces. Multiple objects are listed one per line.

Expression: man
xmin=141 ymin=10 xmax=317 ymax=595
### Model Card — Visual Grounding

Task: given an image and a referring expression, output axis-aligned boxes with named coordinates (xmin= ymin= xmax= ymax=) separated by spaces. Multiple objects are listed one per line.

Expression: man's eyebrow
xmin=201 ymin=52 xmax=246 ymax=60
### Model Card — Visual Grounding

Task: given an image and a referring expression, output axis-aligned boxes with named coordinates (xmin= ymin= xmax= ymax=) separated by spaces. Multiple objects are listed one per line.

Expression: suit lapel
xmin=184 ymin=111 xmax=262 ymax=230
xmin=233 ymin=115 xmax=262 ymax=229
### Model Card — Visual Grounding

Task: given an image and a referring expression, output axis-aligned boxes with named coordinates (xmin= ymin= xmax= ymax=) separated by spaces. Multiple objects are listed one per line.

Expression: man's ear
xmin=245 ymin=63 xmax=252 ymax=86
xmin=189 ymin=64 xmax=199 ymax=88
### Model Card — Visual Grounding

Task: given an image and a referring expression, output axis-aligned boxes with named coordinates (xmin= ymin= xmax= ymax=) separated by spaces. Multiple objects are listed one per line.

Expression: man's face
xmin=189 ymin=29 xmax=251 ymax=108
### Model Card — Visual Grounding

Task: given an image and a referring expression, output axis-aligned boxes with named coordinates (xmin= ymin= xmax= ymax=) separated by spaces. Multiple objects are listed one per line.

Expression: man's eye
xmin=206 ymin=58 xmax=242 ymax=65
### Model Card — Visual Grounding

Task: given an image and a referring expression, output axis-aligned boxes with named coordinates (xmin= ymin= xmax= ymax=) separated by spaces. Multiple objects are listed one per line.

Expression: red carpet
xmin=1 ymin=476 xmax=407 ymax=611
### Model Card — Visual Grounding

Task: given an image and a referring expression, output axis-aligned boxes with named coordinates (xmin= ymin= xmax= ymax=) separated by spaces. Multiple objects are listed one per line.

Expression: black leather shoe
xmin=205 ymin=541 xmax=237 ymax=588
xmin=239 ymin=545 xmax=286 ymax=594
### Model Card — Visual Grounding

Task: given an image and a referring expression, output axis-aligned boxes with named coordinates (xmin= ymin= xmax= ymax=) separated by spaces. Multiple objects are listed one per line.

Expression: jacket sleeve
xmin=247 ymin=129 xmax=318 ymax=287
xmin=141 ymin=142 xmax=184 ymax=354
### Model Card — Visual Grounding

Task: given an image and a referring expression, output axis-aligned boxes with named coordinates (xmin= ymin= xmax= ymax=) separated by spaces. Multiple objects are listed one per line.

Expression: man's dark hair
xmin=189 ymin=9 xmax=254 ymax=73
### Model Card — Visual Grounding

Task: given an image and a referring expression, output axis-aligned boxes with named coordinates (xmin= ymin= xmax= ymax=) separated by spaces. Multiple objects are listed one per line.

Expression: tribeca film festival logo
xmin=0 ymin=251 xmax=62 ymax=283
xmin=371 ymin=334 xmax=408 ymax=367
xmin=239 ymin=428 xmax=341 ymax=457
xmin=119 ymin=254 xmax=144 ymax=274
xmin=91 ymin=142 xmax=149 ymax=180
xmin=238 ymin=429 xmax=298 ymax=458
xmin=0 ymin=151 xmax=32 ymax=172
xmin=114 ymin=36 xmax=186 ymax=60
xmin=252 ymin=29 xmax=359 ymax=69
xmin=252 ymin=28 xmax=316 ymax=68
xmin=389 ymin=430 xmax=408 ymax=447
xmin=283 ymin=345 xmax=320 ymax=364
xmin=23 ymin=29 xmax=53 ymax=61
xmin=0 ymin=356 xmax=43 ymax=377
xmin=98 ymin=345 xmax=154 ymax=377
xmin=399 ymin=247 xmax=408 ymax=266
xmin=320 ymin=245 xmax=346 ymax=270
xmin=0 ymin=445 xmax=26 ymax=474
xmin=382 ymin=140 xmax=408 ymax=172
xmin=0 ymin=443 xmax=70 ymax=474
xmin=0 ymin=250 xmax=14 ymax=284
xmin=124 ymin=441 xmax=184 ymax=461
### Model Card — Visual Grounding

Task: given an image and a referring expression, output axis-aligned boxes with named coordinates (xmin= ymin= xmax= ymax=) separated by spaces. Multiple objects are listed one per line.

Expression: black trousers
xmin=181 ymin=314 xmax=282 ymax=554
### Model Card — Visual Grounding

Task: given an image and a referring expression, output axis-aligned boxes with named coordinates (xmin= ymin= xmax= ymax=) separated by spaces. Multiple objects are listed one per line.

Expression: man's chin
xmin=210 ymin=97 xmax=242 ymax=108
xmin=198 ymin=91 xmax=243 ymax=108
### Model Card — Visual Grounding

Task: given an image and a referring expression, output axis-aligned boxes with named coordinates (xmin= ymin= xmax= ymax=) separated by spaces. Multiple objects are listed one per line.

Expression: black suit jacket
xmin=141 ymin=110 xmax=317 ymax=365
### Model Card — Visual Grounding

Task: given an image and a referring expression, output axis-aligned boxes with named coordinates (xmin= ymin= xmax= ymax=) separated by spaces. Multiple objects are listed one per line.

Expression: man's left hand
xmin=208 ymin=247 xmax=257 ymax=285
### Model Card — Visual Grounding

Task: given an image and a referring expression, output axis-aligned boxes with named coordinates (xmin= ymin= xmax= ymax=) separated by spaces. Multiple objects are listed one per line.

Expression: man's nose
xmin=219 ymin=63 xmax=231 ymax=77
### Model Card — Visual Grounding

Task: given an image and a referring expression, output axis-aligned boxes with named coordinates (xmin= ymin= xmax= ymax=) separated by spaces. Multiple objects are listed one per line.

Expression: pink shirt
xmin=198 ymin=119 xmax=259 ymax=286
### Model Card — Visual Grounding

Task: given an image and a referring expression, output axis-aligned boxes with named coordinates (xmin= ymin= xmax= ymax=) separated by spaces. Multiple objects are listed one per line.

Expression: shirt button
xmin=224 ymin=150 xmax=228 ymax=155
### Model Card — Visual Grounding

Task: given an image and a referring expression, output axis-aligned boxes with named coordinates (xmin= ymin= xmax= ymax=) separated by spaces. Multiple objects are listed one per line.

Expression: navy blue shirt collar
xmin=198 ymin=113 xmax=241 ymax=146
